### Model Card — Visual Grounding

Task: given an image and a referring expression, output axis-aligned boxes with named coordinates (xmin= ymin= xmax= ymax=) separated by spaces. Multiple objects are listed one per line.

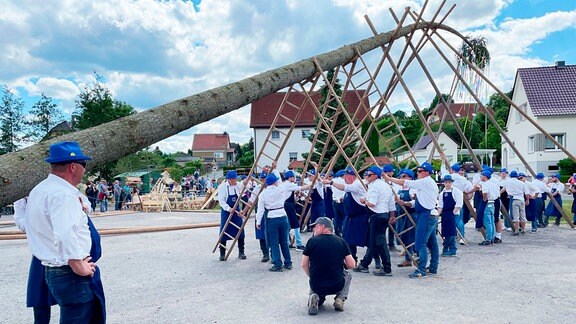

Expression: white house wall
xmin=253 ymin=126 xmax=313 ymax=172
xmin=503 ymin=77 xmax=576 ymax=175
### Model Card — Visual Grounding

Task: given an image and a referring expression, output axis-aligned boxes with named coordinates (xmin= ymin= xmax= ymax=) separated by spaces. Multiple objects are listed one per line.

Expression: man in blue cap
xmin=356 ymin=166 xmax=396 ymax=276
xmin=478 ymin=171 xmax=499 ymax=245
xmin=25 ymin=141 xmax=106 ymax=323
xmin=256 ymin=173 xmax=292 ymax=271
xmin=241 ymin=171 xmax=269 ymax=262
xmin=384 ymin=161 xmax=440 ymax=278
xmin=280 ymin=168 xmax=313 ymax=251
xmin=437 ymin=175 xmax=463 ymax=254
xmin=500 ymin=170 xmax=529 ymax=235
xmin=305 ymin=166 xmax=324 ymax=231
xmin=532 ymin=173 xmax=551 ymax=228
xmin=544 ymin=173 xmax=565 ymax=227
xmin=331 ymin=170 xmax=346 ymax=236
xmin=382 ymin=164 xmax=400 ymax=252
xmin=447 ymin=163 xmax=473 ymax=245
xmin=395 ymin=169 xmax=417 ymax=267
xmin=217 ymin=170 xmax=247 ymax=260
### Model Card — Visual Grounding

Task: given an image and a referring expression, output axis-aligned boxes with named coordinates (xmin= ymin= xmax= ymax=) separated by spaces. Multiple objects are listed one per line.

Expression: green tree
xmin=0 ymin=86 xmax=26 ymax=153
xmin=237 ymin=137 xmax=254 ymax=166
xmin=73 ymin=74 xmax=136 ymax=179
xmin=428 ymin=93 xmax=454 ymax=110
xmin=361 ymin=119 xmax=379 ymax=156
xmin=25 ymin=93 xmax=64 ymax=143
xmin=305 ymin=69 xmax=357 ymax=170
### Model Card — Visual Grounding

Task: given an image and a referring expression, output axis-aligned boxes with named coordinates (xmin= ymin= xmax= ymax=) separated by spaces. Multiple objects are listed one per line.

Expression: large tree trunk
xmin=0 ymin=22 xmax=457 ymax=205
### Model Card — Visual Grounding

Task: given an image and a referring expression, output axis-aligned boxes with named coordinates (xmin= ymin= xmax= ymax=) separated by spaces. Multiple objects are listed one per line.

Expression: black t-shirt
xmin=303 ymin=234 xmax=351 ymax=296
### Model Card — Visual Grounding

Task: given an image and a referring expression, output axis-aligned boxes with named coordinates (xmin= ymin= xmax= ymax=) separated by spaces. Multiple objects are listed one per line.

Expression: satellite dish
xmin=212 ymin=165 xmax=218 ymax=171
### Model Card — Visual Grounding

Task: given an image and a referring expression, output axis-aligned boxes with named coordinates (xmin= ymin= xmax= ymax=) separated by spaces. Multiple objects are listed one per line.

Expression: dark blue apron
xmin=526 ymin=198 xmax=536 ymax=221
xmin=219 ymin=186 xmax=244 ymax=240
xmin=284 ymin=191 xmax=300 ymax=229
xmin=572 ymin=190 xmax=576 ymax=214
xmin=396 ymin=189 xmax=416 ymax=245
xmin=324 ymin=186 xmax=334 ymax=219
xmin=309 ymin=188 xmax=325 ymax=224
xmin=440 ymin=190 xmax=457 ymax=237
xmin=544 ymin=188 xmax=563 ymax=218
xmin=28 ymin=216 xmax=106 ymax=322
xmin=474 ymin=191 xmax=485 ymax=229
xmin=342 ymin=192 xmax=368 ymax=247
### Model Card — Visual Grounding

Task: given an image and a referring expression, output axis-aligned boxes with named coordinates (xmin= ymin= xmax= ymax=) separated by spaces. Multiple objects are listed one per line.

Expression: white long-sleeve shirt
xmin=13 ymin=198 xmax=28 ymax=232
xmin=365 ymin=178 xmax=396 ymax=213
xmin=26 ymin=174 xmax=92 ymax=267
xmin=405 ymin=176 xmax=438 ymax=210
xmin=437 ymin=187 xmax=464 ymax=209
xmin=217 ymin=181 xmax=244 ymax=212
xmin=256 ymin=185 xmax=287 ymax=226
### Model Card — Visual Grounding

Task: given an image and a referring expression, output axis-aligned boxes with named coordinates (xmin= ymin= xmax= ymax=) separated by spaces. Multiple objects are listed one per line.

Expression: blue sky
xmin=1 ymin=0 xmax=575 ymax=153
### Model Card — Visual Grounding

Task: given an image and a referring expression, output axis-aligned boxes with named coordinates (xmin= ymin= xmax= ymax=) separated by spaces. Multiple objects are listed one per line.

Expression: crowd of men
xmin=217 ymin=160 xmax=576 ymax=315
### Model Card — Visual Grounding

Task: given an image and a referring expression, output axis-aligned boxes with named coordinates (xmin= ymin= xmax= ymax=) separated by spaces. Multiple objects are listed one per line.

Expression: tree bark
xmin=0 ymin=22 xmax=459 ymax=205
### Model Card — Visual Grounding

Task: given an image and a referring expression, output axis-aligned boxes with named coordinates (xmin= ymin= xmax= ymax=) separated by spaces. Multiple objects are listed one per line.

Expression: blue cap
xmin=486 ymin=167 xmax=494 ymax=173
xmin=226 ymin=170 xmax=238 ymax=179
xmin=450 ymin=163 xmax=460 ymax=172
xmin=307 ymin=169 xmax=315 ymax=176
xmin=550 ymin=173 xmax=560 ymax=178
xmin=443 ymin=175 xmax=454 ymax=182
xmin=418 ymin=162 xmax=433 ymax=173
xmin=284 ymin=170 xmax=295 ymax=178
xmin=265 ymin=173 xmax=279 ymax=186
xmin=398 ymin=169 xmax=415 ymax=179
xmin=535 ymin=172 xmax=545 ymax=179
xmin=45 ymin=141 xmax=92 ymax=163
xmin=241 ymin=175 xmax=247 ymax=180
xmin=481 ymin=170 xmax=492 ymax=179
xmin=259 ymin=172 xmax=268 ymax=179
xmin=344 ymin=166 xmax=355 ymax=175
xmin=500 ymin=168 xmax=508 ymax=173
xmin=481 ymin=164 xmax=488 ymax=170
xmin=518 ymin=172 xmax=526 ymax=178
xmin=509 ymin=170 xmax=518 ymax=178
xmin=382 ymin=164 xmax=394 ymax=172
xmin=335 ymin=170 xmax=346 ymax=177
xmin=367 ymin=166 xmax=382 ymax=177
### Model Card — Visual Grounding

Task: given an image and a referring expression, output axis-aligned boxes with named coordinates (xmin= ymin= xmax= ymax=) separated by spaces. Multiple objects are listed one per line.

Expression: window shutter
xmin=533 ymin=133 xmax=545 ymax=152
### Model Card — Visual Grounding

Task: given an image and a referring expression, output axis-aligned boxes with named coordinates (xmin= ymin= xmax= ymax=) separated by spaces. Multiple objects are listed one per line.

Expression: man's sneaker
xmin=295 ymin=245 xmax=305 ymax=252
xmin=308 ymin=293 xmax=319 ymax=315
xmin=479 ymin=240 xmax=493 ymax=246
xmin=261 ymin=255 xmax=270 ymax=262
xmin=268 ymin=266 xmax=283 ymax=272
xmin=512 ymin=231 xmax=520 ymax=236
xmin=284 ymin=264 xmax=293 ymax=270
xmin=333 ymin=297 xmax=344 ymax=311
xmin=408 ymin=270 xmax=426 ymax=278
xmin=505 ymin=227 xmax=512 ymax=232
xmin=459 ymin=239 xmax=465 ymax=245
xmin=353 ymin=264 xmax=369 ymax=273
xmin=373 ymin=268 xmax=393 ymax=276
xmin=426 ymin=267 xmax=437 ymax=275
xmin=493 ymin=237 xmax=502 ymax=243
xmin=531 ymin=228 xmax=537 ymax=233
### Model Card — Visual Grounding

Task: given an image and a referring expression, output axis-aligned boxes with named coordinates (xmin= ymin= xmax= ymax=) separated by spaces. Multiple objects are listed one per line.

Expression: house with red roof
xmin=191 ymin=133 xmax=236 ymax=170
xmin=427 ymin=103 xmax=480 ymax=123
xmin=250 ymin=91 xmax=369 ymax=171
xmin=502 ymin=61 xmax=576 ymax=174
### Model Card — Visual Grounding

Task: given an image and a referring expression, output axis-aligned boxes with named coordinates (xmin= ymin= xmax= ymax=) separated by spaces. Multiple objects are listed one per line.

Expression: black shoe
xmin=479 ymin=240 xmax=493 ymax=246
xmin=353 ymin=265 xmax=369 ymax=273
xmin=493 ymin=237 xmax=502 ymax=244
xmin=261 ymin=255 xmax=270 ymax=262
xmin=284 ymin=264 xmax=293 ymax=270
xmin=268 ymin=266 xmax=283 ymax=272
xmin=238 ymin=252 xmax=247 ymax=260
xmin=512 ymin=232 xmax=519 ymax=236
xmin=373 ymin=269 xmax=393 ymax=276
xmin=219 ymin=255 xmax=225 ymax=261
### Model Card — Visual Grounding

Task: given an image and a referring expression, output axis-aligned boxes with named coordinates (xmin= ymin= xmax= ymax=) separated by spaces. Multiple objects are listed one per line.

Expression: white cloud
xmin=1 ymin=0 xmax=575 ymax=153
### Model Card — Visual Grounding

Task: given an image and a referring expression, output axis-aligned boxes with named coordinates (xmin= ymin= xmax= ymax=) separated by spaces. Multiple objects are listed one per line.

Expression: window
xmin=544 ymin=134 xmax=565 ymax=151
xmin=301 ymin=129 xmax=311 ymax=139
xmin=515 ymin=103 xmax=527 ymax=123
xmin=509 ymin=142 xmax=516 ymax=158
xmin=528 ymin=136 xmax=534 ymax=153
xmin=289 ymin=152 xmax=298 ymax=162
xmin=271 ymin=130 xmax=280 ymax=139
xmin=214 ymin=152 xmax=224 ymax=158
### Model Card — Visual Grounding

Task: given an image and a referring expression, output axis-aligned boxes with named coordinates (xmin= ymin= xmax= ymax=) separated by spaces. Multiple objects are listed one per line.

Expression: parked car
xmin=461 ymin=162 xmax=479 ymax=173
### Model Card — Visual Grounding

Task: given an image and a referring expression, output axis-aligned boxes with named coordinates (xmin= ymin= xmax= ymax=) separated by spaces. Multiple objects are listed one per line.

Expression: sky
xmin=1 ymin=0 xmax=575 ymax=153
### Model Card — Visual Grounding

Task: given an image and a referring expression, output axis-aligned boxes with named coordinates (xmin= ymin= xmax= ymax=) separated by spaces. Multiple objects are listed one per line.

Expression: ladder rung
xmin=277 ymin=113 xmax=294 ymax=124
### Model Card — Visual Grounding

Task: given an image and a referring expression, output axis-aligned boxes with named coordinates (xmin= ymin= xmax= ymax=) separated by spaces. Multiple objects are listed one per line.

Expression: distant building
xmin=191 ymin=133 xmax=236 ymax=172
xmin=250 ymin=91 xmax=369 ymax=172
xmin=427 ymin=103 xmax=479 ymax=123
xmin=502 ymin=62 xmax=576 ymax=174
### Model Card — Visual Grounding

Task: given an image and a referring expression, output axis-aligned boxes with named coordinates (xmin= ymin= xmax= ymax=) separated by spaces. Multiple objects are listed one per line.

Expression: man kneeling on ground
xmin=301 ymin=217 xmax=355 ymax=315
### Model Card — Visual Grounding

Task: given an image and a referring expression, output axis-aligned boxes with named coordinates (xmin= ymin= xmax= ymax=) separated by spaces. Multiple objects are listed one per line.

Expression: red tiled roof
xmin=431 ymin=103 xmax=479 ymax=121
xmin=517 ymin=64 xmax=576 ymax=116
xmin=250 ymin=90 xmax=370 ymax=128
xmin=361 ymin=156 xmax=392 ymax=170
xmin=288 ymin=160 xmax=305 ymax=169
xmin=192 ymin=133 xmax=230 ymax=151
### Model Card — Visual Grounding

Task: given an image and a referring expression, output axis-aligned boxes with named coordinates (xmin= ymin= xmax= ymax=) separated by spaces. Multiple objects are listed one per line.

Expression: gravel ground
xmin=1 ymin=211 xmax=575 ymax=324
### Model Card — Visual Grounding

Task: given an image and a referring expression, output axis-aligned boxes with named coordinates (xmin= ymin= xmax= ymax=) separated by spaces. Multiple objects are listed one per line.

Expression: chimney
xmin=555 ymin=61 xmax=566 ymax=69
